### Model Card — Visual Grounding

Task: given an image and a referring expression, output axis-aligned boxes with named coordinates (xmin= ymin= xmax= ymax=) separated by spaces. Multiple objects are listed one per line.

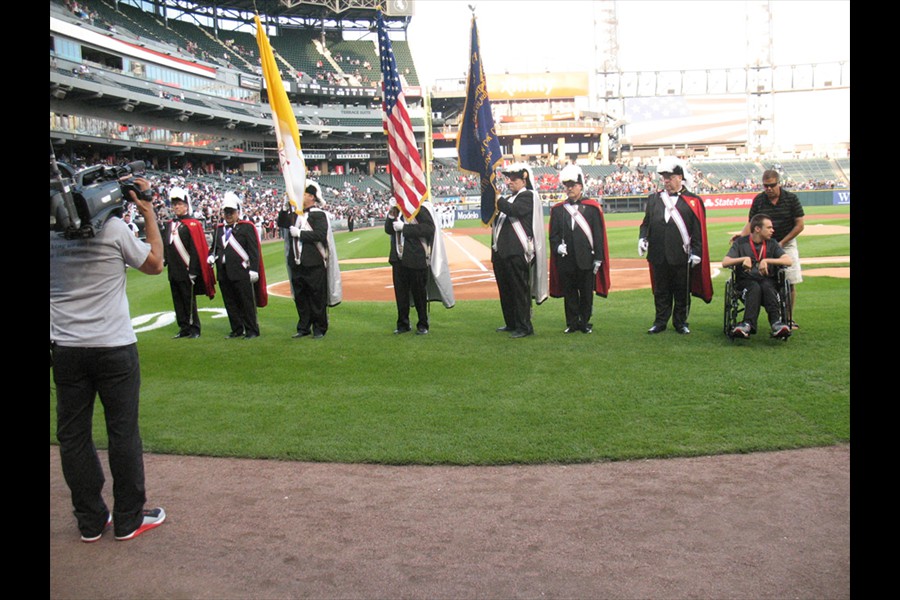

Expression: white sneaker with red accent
xmin=115 ymin=507 xmax=166 ymax=541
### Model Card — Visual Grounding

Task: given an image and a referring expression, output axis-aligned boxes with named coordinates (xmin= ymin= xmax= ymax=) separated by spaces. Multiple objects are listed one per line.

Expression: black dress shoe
xmin=172 ymin=332 xmax=189 ymax=339
xmin=243 ymin=333 xmax=259 ymax=339
xmin=675 ymin=325 xmax=691 ymax=335
xmin=225 ymin=332 xmax=242 ymax=339
xmin=415 ymin=328 xmax=429 ymax=335
xmin=582 ymin=325 xmax=593 ymax=334
xmin=187 ymin=333 xmax=200 ymax=339
xmin=393 ymin=328 xmax=411 ymax=335
xmin=647 ymin=325 xmax=666 ymax=334
xmin=292 ymin=332 xmax=310 ymax=338
xmin=496 ymin=326 xmax=514 ymax=332
xmin=509 ymin=330 xmax=533 ymax=339
xmin=563 ymin=327 xmax=579 ymax=334
xmin=313 ymin=332 xmax=325 ymax=339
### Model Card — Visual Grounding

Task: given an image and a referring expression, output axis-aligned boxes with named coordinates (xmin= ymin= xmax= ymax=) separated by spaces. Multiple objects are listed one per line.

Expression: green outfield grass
xmin=49 ymin=205 xmax=850 ymax=465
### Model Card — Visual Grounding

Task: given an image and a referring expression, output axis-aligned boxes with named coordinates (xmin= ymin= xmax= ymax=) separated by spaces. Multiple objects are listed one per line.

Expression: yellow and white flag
xmin=255 ymin=14 xmax=305 ymax=215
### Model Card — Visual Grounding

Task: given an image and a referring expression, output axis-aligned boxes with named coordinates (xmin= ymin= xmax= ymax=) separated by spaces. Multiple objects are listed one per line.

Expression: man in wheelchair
xmin=722 ymin=214 xmax=793 ymax=339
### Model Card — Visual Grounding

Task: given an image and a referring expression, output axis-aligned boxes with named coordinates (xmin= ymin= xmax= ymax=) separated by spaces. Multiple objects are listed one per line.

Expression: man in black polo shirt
xmin=738 ymin=170 xmax=804 ymax=327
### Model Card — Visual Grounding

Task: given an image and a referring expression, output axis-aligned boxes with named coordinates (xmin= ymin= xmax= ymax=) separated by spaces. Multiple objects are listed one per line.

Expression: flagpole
xmin=423 ymin=83 xmax=434 ymax=203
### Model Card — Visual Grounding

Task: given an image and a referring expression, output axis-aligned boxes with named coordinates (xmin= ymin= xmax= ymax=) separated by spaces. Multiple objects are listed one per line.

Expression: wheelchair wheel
xmin=724 ymin=277 xmax=738 ymax=339
xmin=775 ymin=270 xmax=793 ymax=340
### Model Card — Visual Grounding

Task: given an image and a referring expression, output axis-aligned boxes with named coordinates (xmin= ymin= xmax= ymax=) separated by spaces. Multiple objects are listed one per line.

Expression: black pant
xmin=219 ymin=275 xmax=259 ymax=336
xmin=652 ymin=261 xmax=690 ymax=328
xmin=494 ymin=254 xmax=533 ymax=334
xmin=560 ymin=266 xmax=595 ymax=330
xmin=53 ymin=344 xmax=147 ymax=538
xmin=737 ymin=277 xmax=781 ymax=331
xmin=292 ymin=264 xmax=328 ymax=336
xmin=169 ymin=279 xmax=200 ymax=336
xmin=392 ymin=263 xmax=429 ymax=331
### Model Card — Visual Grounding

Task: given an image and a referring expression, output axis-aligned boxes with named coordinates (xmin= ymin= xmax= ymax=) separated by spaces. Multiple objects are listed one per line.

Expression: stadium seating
xmin=764 ymin=159 xmax=845 ymax=187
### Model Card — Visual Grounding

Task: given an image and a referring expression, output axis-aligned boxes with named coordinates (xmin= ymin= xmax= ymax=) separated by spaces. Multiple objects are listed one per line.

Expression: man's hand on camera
xmin=128 ymin=177 xmax=154 ymax=214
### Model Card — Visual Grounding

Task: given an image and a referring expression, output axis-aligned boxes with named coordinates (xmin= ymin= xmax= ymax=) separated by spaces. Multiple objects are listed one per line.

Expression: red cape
xmin=646 ymin=191 xmax=714 ymax=303
xmin=548 ymin=199 xmax=611 ymax=298
xmin=180 ymin=218 xmax=216 ymax=299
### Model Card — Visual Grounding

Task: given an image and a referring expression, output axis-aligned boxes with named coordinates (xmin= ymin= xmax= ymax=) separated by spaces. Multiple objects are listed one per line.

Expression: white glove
xmin=207 ymin=255 xmax=216 ymax=265
xmin=289 ymin=225 xmax=301 ymax=238
xmin=688 ymin=254 xmax=701 ymax=266
xmin=557 ymin=242 xmax=567 ymax=256
xmin=388 ymin=197 xmax=397 ymax=208
xmin=249 ymin=270 xmax=259 ymax=283
xmin=392 ymin=220 xmax=405 ymax=232
xmin=593 ymin=260 xmax=602 ymax=274
xmin=638 ymin=238 xmax=649 ymax=256
xmin=189 ymin=274 xmax=197 ymax=284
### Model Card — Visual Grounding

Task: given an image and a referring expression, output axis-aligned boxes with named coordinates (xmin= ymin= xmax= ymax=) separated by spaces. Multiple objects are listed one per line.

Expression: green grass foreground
xmin=49 ymin=206 xmax=850 ymax=465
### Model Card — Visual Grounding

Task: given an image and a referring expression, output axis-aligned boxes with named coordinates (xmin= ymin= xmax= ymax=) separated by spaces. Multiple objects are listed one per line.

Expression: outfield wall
xmin=444 ymin=189 xmax=848 ymax=220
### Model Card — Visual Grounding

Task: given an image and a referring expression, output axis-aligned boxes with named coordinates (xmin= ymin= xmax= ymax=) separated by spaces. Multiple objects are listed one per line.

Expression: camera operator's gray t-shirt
xmin=50 ymin=217 xmax=151 ymax=347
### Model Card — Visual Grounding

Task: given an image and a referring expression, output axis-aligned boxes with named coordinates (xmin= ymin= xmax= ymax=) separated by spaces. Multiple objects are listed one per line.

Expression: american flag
xmin=377 ymin=10 xmax=427 ymax=219
xmin=624 ymin=95 xmax=747 ymax=146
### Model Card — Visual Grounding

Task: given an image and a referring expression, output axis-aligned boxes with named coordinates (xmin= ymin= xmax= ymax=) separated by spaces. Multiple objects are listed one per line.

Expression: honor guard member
xmin=208 ymin=192 xmax=267 ymax=339
xmin=491 ymin=163 xmax=549 ymax=338
xmin=638 ymin=157 xmax=713 ymax=334
xmin=385 ymin=199 xmax=454 ymax=335
xmin=163 ymin=186 xmax=216 ymax=338
xmin=549 ymin=164 xmax=610 ymax=333
xmin=278 ymin=182 xmax=342 ymax=339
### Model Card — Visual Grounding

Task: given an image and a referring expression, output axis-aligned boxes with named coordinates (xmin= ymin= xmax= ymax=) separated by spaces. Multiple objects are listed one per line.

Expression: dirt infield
xmin=50 ymin=445 xmax=849 ymax=599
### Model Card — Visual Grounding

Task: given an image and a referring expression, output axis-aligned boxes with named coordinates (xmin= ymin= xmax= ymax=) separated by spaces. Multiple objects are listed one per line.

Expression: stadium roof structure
xmin=158 ymin=0 xmax=413 ymax=32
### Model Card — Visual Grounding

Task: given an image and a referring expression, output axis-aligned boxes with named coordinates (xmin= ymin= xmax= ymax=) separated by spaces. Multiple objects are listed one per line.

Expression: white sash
xmin=223 ymin=226 xmax=250 ymax=269
xmin=564 ymin=203 xmax=594 ymax=250
xmin=492 ymin=190 xmax=533 ymax=260
xmin=662 ymin=192 xmax=692 ymax=254
xmin=169 ymin=222 xmax=191 ymax=269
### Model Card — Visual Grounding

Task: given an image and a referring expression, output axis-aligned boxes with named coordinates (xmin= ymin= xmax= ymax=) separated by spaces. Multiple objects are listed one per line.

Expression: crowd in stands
xmin=55 ymin=148 xmax=848 ymax=239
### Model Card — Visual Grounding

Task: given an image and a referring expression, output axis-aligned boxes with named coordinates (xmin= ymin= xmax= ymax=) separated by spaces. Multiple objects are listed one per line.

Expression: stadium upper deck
xmin=51 ymin=0 xmax=848 ymax=187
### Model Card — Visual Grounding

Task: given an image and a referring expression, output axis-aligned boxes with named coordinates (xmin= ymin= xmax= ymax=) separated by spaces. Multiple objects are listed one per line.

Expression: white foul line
xmin=444 ymin=233 xmax=489 ymax=272
xmin=347 ymin=237 xmax=360 ymax=244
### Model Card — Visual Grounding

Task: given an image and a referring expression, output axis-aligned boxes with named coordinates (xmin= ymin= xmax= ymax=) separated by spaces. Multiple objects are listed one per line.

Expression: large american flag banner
xmin=377 ymin=10 xmax=427 ymax=219
xmin=624 ymin=95 xmax=748 ymax=146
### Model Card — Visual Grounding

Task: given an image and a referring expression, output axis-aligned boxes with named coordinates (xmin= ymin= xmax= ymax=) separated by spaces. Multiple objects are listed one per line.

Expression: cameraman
xmin=50 ymin=176 xmax=167 ymax=542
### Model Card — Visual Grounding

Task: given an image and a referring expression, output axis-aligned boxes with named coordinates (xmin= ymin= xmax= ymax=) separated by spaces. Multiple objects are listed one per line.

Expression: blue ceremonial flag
xmin=456 ymin=15 xmax=503 ymax=226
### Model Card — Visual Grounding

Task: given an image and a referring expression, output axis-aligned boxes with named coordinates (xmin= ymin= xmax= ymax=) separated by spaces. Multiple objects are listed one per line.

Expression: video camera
xmin=50 ymin=143 xmax=151 ymax=239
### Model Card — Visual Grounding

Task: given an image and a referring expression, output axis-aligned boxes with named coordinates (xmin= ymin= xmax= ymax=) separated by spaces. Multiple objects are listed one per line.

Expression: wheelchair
xmin=723 ymin=266 xmax=793 ymax=341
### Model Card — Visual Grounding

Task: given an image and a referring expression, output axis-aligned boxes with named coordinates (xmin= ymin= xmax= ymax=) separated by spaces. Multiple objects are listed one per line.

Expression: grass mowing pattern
xmin=49 ymin=207 xmax=849 ymax=464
